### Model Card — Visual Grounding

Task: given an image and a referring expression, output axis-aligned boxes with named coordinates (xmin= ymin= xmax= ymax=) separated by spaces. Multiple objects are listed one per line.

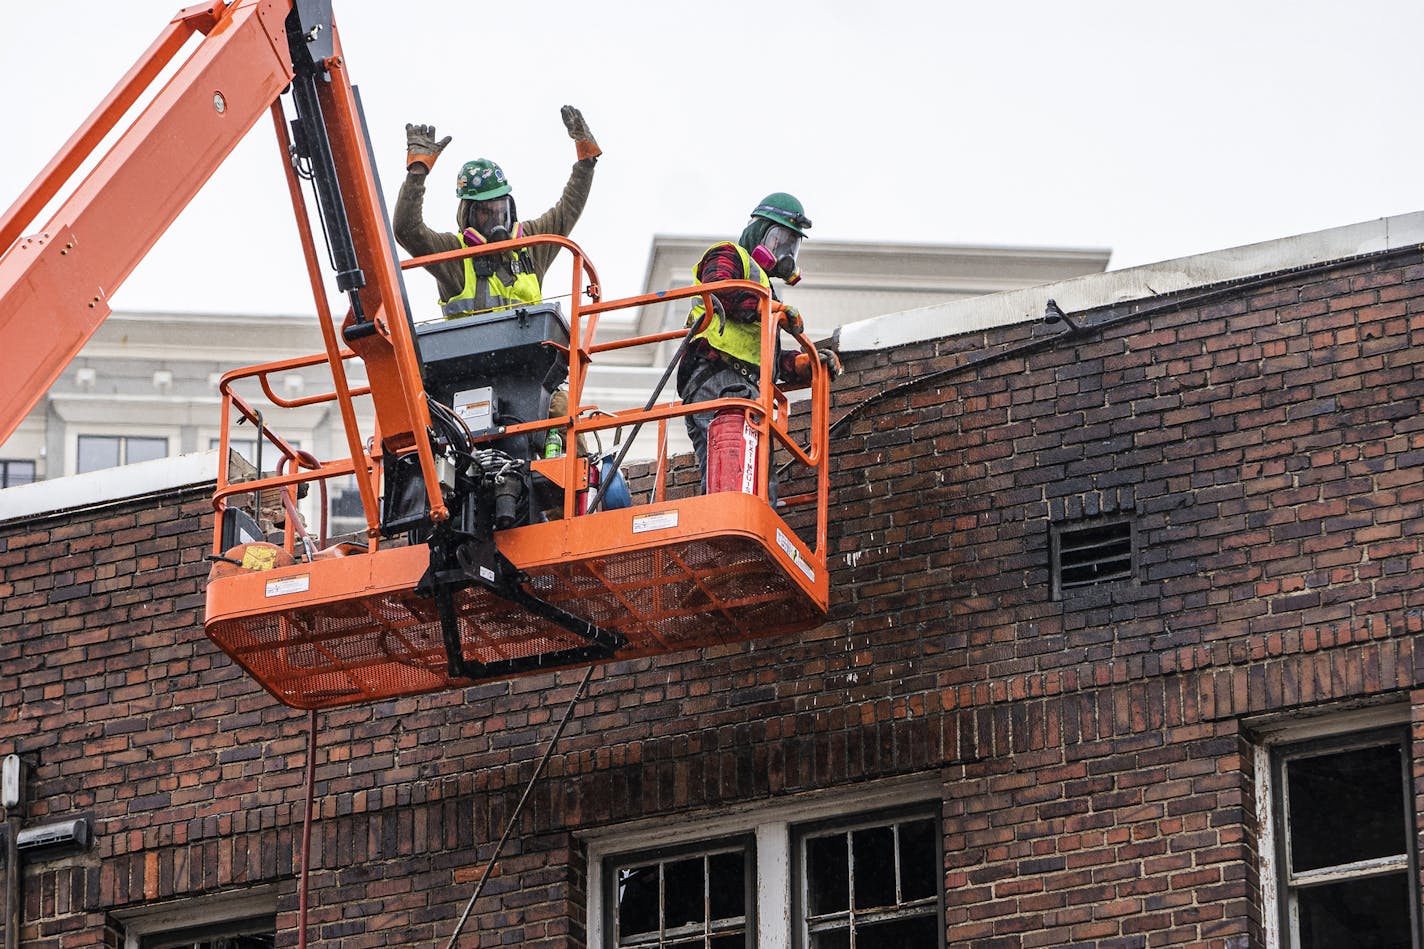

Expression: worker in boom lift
xmin=394 ymin=107 xmax=599 ymax=463
xmin=676 ymin=192 xmax=842 ymax=492
xmin=394 ymin=105 xmax=599 ymax=314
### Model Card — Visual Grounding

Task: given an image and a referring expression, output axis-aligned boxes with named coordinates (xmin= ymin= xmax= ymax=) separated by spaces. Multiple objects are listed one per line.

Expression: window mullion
xmin=845 ymin=830 xmax=856 ymax=949
xmin=893 ymin=822 xmax=903 ymax=907
xmin=1287 ymin=854 xmax=1409 ymax=888
xmin=658 ymin=863 xmax=667 ymax=949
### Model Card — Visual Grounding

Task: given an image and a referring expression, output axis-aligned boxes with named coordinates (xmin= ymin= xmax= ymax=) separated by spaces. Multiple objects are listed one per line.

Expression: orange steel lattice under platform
xmin=206 ymin=492 xmax=825 ymax=709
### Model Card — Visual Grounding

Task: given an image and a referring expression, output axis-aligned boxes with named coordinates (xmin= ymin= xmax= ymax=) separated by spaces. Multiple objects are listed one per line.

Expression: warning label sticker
xmin=633 ymin=510 xmax=679 ymax=534
xmin=776 ymin=529 xmax=815 ymax=582
xmin=265 ymin=575 xmax=311 ymax=598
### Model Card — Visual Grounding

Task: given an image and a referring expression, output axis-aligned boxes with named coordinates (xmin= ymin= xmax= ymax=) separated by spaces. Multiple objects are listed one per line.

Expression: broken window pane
xmin=1287 ymin=743 xmax=1406 ymax=873
xmin=809 ymin=931 xmax=851 ymax=949
xmin=609 ymin=843 xmax=750 ymax=948
xmin=857 ymin=916 xmax=942 ymax=946
xmin=1297 ymin=873 xmax=1414 ymax=947
xmin=616 ymin=865 xmax=660 ymax=938
xmin=664 ymin=857 xmax=706 ymax=930
xmin=899 ymin=818 xmax=939 ymax=902
xmin=1275 ymin=727 xmax=1421 ymax=949
xmin=806 ymin=833 xmax=849 ymax=915
xmin=708 ymin=851 xmax=744 ymax=922
xmin=852 ymin=825 xmax=896 ymax=910
xmin=800 ymin=811 xmax=941 ymax=949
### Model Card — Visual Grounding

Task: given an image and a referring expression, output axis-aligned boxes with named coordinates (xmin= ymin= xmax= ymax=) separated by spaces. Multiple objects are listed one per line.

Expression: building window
xmin=1050 ymin=517 xmax=1133 ymax=597
xmin=0 ymin=459 xmax=35 ymax=487
xmin=796 ymin=810 xmax=941 ymax=948
xmin=113 ymin=886 xmax=278 ymax=949
xmin=585 ymin=776 xmax=943 ymax=949
xmin=330 ymin=480 xmax=365 ymax=519
xmin=210 ymin=437 xmax=261 ymax=468
xmin=208 ymin=438 xmax=304 ymax=470
xmin=327 ymin=475 xmax=370 ymax=537
xmin=606 ymin=839 xmax=754 ymax=947
xmin=1272 ymin=726 xmax=1420 ymax=948
xmin=77 ymin=434 xmax=168 ymax=473
xmin=139 ymin=917 xmax=274 ymax=948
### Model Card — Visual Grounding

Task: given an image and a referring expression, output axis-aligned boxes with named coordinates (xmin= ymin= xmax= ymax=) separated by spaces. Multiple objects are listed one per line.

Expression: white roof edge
xmin=0 ymin=450 xmax=220 ymax=523
xmin=646 ymin=233 xmax=1114 ymax=258
xmin=836 ymin=212 xmax=1424 ymax=354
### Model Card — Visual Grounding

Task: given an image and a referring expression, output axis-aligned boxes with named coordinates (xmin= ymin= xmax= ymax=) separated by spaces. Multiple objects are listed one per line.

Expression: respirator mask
xmin=750 ymin=223 xmax=803 ymax=285
xmin=466 ymin=195 xmax=513 ymax=243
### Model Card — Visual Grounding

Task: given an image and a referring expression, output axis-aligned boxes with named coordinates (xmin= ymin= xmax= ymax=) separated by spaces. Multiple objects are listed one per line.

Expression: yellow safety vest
xmin=685 ymin=242 xmax=771 ymax=365
xmin=440 ymin=225 xmax=542 ymax=319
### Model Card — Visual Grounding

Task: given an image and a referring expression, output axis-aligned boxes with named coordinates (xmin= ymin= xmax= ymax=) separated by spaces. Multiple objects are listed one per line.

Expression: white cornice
xmin=836 ymin=211 xmax=1424 ymax=353
xmin=0 ymin=450 xmax=222 ymax=522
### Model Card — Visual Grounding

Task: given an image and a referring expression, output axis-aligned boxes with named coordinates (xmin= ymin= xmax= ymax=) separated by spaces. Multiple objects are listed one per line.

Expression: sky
xmin=3 ymin=1 xmax=1423 ymax=319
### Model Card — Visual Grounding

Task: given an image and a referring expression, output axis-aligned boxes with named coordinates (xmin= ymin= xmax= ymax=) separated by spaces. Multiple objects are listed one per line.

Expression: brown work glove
xmin=773 ymin=302 xmax=804 ymax=336
xmin=561 ymin=105 xmax=601 ymax=162
xmin=779 ymin=349 xmax=842 ymax=384
xmin=405 ymin=123 xmax=452 ymax=174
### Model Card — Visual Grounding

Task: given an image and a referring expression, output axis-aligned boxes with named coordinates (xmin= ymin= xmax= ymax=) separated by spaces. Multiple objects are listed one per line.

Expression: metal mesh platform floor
xmin=206 ymin=530 xmax=823 ymax=709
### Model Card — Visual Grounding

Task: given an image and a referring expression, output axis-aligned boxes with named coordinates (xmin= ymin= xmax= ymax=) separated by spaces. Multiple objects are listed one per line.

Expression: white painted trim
xmin=835 ymin=211 xmax=1424 ymax=354
xmin=1255 ymin=742 xmax=1281 ymax=949
xmin=0 ymin=450 xmax=221 ymax=522
xmin=1251 ymin=702 xmax=1413 ymax=949
xmin=1247 ymin=702 xmax=1410 ymax=744
xmin=756 ymin=822 xmax=792 ymax=949
xmin=582 ymin=773 xmax=941 ymax=949
xmin=111 ymin=884 xmax=278 ymax=949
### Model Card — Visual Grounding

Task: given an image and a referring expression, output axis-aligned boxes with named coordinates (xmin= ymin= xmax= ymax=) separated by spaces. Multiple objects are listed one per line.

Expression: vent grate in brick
xmin=1052 ymin=518 xmax=1133 ymax=597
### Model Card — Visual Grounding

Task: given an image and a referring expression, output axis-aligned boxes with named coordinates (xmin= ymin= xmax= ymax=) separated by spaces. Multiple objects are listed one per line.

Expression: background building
xmin=1 ymin=213 xmax=1420 ymax=948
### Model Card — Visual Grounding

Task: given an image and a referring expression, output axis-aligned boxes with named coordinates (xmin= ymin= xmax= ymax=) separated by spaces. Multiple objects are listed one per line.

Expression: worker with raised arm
xmin=394 ymin=107 xmax=599 ymax=470
xmin=393 ymin=105 xmax=600 ymax=317
xmin=676 ymin=192 xmax=842 ymax=491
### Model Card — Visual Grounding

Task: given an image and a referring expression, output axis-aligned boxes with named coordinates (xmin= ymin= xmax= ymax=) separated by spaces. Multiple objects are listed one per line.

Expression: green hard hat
xmin=455 ymin=158 xmax=511 ymax=200
xmin=750 ymin=192 xmax=812 ymax=236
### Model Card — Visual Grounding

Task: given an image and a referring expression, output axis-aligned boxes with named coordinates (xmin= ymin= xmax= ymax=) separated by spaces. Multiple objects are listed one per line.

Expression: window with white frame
xmin=795 ymin=809 xmax=941 ymax=948
xmin=606 ymin=837 xmax=754 ymax=947
xmin=77 ymin=434 xmax=167 ymax=473
xmin=1256 ymin=708 xmax=1422 ymax=949
xmin=586 ymin=776 xmax=943 ymax=949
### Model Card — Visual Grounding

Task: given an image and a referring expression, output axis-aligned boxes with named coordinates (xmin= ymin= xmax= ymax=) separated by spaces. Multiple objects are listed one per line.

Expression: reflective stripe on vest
xmin=439 ymin=224 xmax=542 ymax=318
xmin=685 ymin=242 xmax=770 ymax=365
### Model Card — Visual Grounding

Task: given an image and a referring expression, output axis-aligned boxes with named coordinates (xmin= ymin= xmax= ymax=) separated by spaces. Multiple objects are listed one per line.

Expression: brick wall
xmin=2 ymin=246 xmax=1422 ymax=947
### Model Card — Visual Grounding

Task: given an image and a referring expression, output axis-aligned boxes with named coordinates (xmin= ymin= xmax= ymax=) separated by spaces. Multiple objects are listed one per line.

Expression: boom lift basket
xmin=203 ymin=236 xmax=831 ymax=709
xmin=205 ymin=492 xmax=824 ymax=708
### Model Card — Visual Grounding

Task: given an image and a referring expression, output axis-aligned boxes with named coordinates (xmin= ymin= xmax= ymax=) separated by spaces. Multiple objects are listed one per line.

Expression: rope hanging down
xmin=443 ymin=664 xmax=596 ymax=948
